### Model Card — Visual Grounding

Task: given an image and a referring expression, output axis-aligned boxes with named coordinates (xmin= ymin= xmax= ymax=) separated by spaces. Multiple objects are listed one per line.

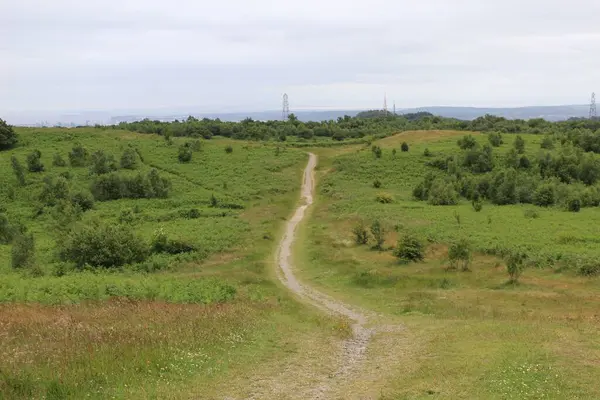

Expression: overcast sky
xmin=1 ymin=0 xmax=599 ymax=114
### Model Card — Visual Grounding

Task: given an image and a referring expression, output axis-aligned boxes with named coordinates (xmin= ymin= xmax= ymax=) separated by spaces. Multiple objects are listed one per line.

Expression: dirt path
xmin=274 ymin=153 xmax=376 ymax=398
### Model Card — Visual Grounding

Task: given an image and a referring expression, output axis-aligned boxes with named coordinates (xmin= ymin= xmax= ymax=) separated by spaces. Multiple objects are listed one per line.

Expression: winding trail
xmin=274 ymin=153 xmax=375 ymax=398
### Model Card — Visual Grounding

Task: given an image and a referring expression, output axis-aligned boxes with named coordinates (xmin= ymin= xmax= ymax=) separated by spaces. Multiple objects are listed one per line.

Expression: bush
xmin=11 ymin=232 xmax=35 ymax=269
xmin=71 ymin=191 xmax=94 ymax=212
xmin=59 ymin=221 xmax=149 ymax=268
xmin=89 ymin=150 xmax=118 ymax=175
xmin=59 ymin=171 xmax=72 ymax=180
xmin=401 ymin=142 xmax=409 ymax=152
xmin=488 ymin=132 xmax=503 ymax=147
xmin=0 ymin=118 xmax=18 ymax=150
xmin=151 ymin=228 xmax=196 ymax=254
xmin=225 ymin=145 xmax=233 ymax=154
xmin=91 ymin=169 xmax=171 ymax=201
xmin=524 ymin=209 xmax=540 ymax=219
xmin=69 ymin=144 xmax=89 ymax=167
xmin=375 ymin=192 xmax=394 ymax=204
xmin=567 ymin=197 xmax=581 ymax=212
xmin=540 ymin=136 xmax=555 ymax=150
xmin=519 ymin=155 xmax=531 ymax=169
xmin=11 ymin=156 xmax=26 ymax=186
xmin=533 ymin=183 xmax=555 ymax=207
xmin=428 ymin=179 xmax=458 ymax=205
xmin=423 ymin=148 xmax=432 ymax=157
xmin=370 ymin=220 xmax=386 ymax=250
xmin=26 ymin=150 xmax=44 ymax=172
xmin=472 ymin=199 xmax=483 ymax=212
xmin=505 ymin=251 xmax=527 ymax=283
xmin=53 ymin=153 xmax=67 ymax=167
xmin=352 ymin=222 xmax=369 ymax=245
xmin=39 ymin=176 xmax=70 ymax=206
xmin=371 ymin=145 xmax=382 ymax=158
xmin=120 ymin=148 xmax=139 ymax=169
xmin=457 ymin=135 xmax=478 ymax=150
xmin=178 ymin=145 xmax=193 ymax=162
xmin=394 ymin=232 xmax=424 ymax=263
xmin=514 ymin=135 xmax=526 ymax=154
xmin=185 ymin=208 xmax=201 ymax=219
xmin=448 ymin=238 xmax=471 ymax=271
xmin=373 ymin=179 xmax=382 ymax=188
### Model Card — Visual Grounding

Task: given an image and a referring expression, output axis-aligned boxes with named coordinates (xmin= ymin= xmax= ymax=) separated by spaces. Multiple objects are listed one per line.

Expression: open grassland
xmin=296 ymin=131 xmax=600 ymax=398
xmin=0 ymin=127 xmax=346 ymax=399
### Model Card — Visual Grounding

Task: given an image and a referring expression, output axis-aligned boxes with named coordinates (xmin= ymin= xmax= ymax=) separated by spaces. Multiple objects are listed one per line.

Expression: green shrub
xmin=59 ymin=221 xmax=149 ymax=268
xmin=371 ymin=145 xmax=382 ymax=158
xmin=567 ymin=197 xmax=581 ymax=212
xmin=151 ymin=228 xmax=196 ymax=254
xmin=120 ymin=148 xmax=139 ymax=169
xmin=178 ymin=145 xmax=193 ymax=162
xmin=394 ymin=232 xmax=425 ymax=263
xmin=457 ymin=135 xmax=478 ymax=150
xmin=428 ymin=179 xmax=458 ymax=205
xmin=578 ymin=260 xmax=600 ymax=276
xmin=423 ymin=148 xmax=432 ymax=157
xmin=89 ymin=150 xmax=118 ymax=175
xmin=448 ymin=238 xmax=471 ymax=271
xmin=11 ymin=232 xmax=35 ymax=269
xmin=0 ymin=118 xmax=18 ymax=150
xmin=91 ymin=169 xmax=171 ymax=201
xmin=375 ymin=192 xmax=394 ymax=204
xmin=185 ymin=208 xmax=201 ymax=219
xmin=401 ymin=142 xmax=409 ymax=152
xmin=488 ymin=132 xmax=503 ymax=147
xmin=370 ymin=220 xmax=386 ymax=250
xmin=373 ymin=179 xmax=382 ymax=188
xmin=533 ymin=183 xmax=555 ymax=207
xmin=210 ymin=194 xmax=218 ymax=207
xmin=514 ymin=135 xmax=526 ymax=154
xmin=472 ymin=199 xmax=483 ymax=212
xmin=26 ymin=150 xmax=44 ymax=172
xmin=70 ymin=191 xmax=94 ymax=212
xmin=524 ymin=209 xmax=540 ymax=219
xmin=11 ymin=156 xmax=26 ymax=186
xmin=225 ymin=145 xmax=233 ymax=154
xmin=53 ymin=153 xmax=67 ymax=167
xmin=540 ymin=136 xmax=555 ymax=150
xmin=39 ymin=176 xmax=70 ymax=207
xmin=352 ymin=222 xmax=369 ymax=245
xmin=505 ymin=251 xmax=527 ymax=283
xmin=68 ymin=144 xmax=89 ymax=167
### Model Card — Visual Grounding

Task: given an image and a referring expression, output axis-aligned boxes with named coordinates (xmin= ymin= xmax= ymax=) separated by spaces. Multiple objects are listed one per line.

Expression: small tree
xmin=540 ymin=136 xmax=554 ymax=150
xmin=514 ymin=135 xmax=526 ymax=154
xmin=352 ymin=222 xmax=369 ymax=245
xmin=392 ymin=148 xmax=397 ymax=157
xmin=394 ymin=232 xmax=424 ymax=263
xmin=11 ymin=156 xmax=26 ymax=186
xmin=225 ymin=145 xmax=233 ymax=154
xmin=11 ymin=232 xmax=35 ymax=269
xmin=69 ymin=144 xmax=89 ymax=167
xmin=0 ymin=118 xmax=17 ymax=150
xmin=178 ymin=145 xmax=193 ymax=163
xmin=401 ymin=142 xmax=409 ymax=152
xmin=71 ymin=191 xmax=95 ymax=212
xmin=506 ymin=251 xmax=527 ymax=284
xmin=472 ymin=199 xmax=483 ymax=212
xmin=488 ymin=132 xmax=503 ymax=147
xmin=26 ymin=150 xmax=44 ymax=172
xmin=53 ymin=153 xmax=67 ymax=167
xmin=567 ymin=197 xmax=581 ymax=212
xmin=457 ymin=135 xmax=478 ymax=150
xmin=370 ymin=220 xmax=386 ymax=250
xmin=423 ymin=148 xmax=432 ymax=157
xmin=90 ymin=150 xmax=117 ymax=175
xmin=448 ymin=238 xmax=472 ymax=271
xmin=120 ymin=148 xmax=138 ymax=169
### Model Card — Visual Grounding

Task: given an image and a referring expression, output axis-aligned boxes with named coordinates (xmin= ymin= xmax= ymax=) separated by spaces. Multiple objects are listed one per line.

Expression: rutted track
xmin=274 ymin=153 xmax=374 ymax=399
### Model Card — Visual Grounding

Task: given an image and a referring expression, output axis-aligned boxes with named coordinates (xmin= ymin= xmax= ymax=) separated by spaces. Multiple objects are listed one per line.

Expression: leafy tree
xmin=352 ymin=222 xmax=369 ymax=245
xmin=519 ymin=155 xmax=531 ymax=169
xmin=472 ymin=199 xmax=483 ymax=212
xmin=120 ymin=148 xmax=138 ymax=169
xmin=39 ymin=176 xmax=70 ymax=206
xmin=448 ymin=238 xmax=471 ymax=271
xmin=371 ymin=145 xmax=382 ymax=158
xmin=514 ymin=135 xmax=526 ymax=154
xmin=26 ymin=150 xmax=44 ymax=172
xmin=53 ymin=153 xmax=67 ymax=167
xmin=540 ymin=136 xmax=555 ymax=150
xmin=11 ymin=156 xmax=26 ymax=186
xmin=178 ymin=145 xmax=193 ymax=163
xmin=69 ymin=144 xmax=89 ymax=167
xmin=428 ymin=178 xmax=458 ymax=205
xmin=370 ymin=220 xmax=386 ymax=250
xmin=567 ymin=197 xmax=581 ymax=212
xmin=401 ymin=142 xmax=409 ymax=152
xmin=505 ymin=251 xmax=527 ymax=284
xmin=11 ymin=232 xmax=35 ymax=269
xmin=0 ymin=118 xmax=17 ymax=150
xmin=59 ymin=221 xmax=149 ymax=268
xmin=505 ymin=148 xmax=520 ymax=169
xmin=457 ymin=135 xmax=478 ymax=150
xmin=393 ymin=232 xmax=424 ymax=263
xmin=90 ymin=150 xmax=117 ymax=175
xmin=71 ymin=191 xmax=95 ymax=212
xmin=488 ymin=132 xmax=503 ymax=147
xmin=533 ymin=183 xmax=556 ymax=207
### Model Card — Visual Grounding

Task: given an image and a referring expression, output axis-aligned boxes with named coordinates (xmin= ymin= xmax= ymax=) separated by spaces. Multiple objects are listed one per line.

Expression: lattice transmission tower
xmin=282 ymin=93 xmax=290 ymax=121
xmin=383 ymin=93 xmax=388 ymax=116
xmin=590 ymin=92 xmax=597 ymax=119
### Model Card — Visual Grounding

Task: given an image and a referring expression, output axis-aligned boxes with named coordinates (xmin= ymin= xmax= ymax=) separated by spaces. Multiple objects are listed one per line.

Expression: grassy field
xmin=295 ymin=130 xmax=600 ymax=399
xmin=0 ymin=127 xmax=345 ymax=399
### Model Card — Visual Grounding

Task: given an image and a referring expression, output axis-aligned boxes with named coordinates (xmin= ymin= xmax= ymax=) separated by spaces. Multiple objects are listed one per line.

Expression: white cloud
xmin=1 ymin=0 xmax=599 ymax=114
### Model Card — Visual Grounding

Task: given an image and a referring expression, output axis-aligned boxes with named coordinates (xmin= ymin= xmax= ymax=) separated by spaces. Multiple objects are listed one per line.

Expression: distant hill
xmin=4 ymin=105 xmax=593 ymax=126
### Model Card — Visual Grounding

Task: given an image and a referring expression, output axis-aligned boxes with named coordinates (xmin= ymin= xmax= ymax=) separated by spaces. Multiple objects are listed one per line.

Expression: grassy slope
xmin=296 ymin=131 xmax=600 ymax=399
xmin=0 ymin=128 xmax=341 ymax=399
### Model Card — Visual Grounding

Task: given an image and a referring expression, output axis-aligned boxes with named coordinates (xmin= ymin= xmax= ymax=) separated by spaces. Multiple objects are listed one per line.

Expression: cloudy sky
xmin=1 ymin=0 xmax=599 ymax=114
